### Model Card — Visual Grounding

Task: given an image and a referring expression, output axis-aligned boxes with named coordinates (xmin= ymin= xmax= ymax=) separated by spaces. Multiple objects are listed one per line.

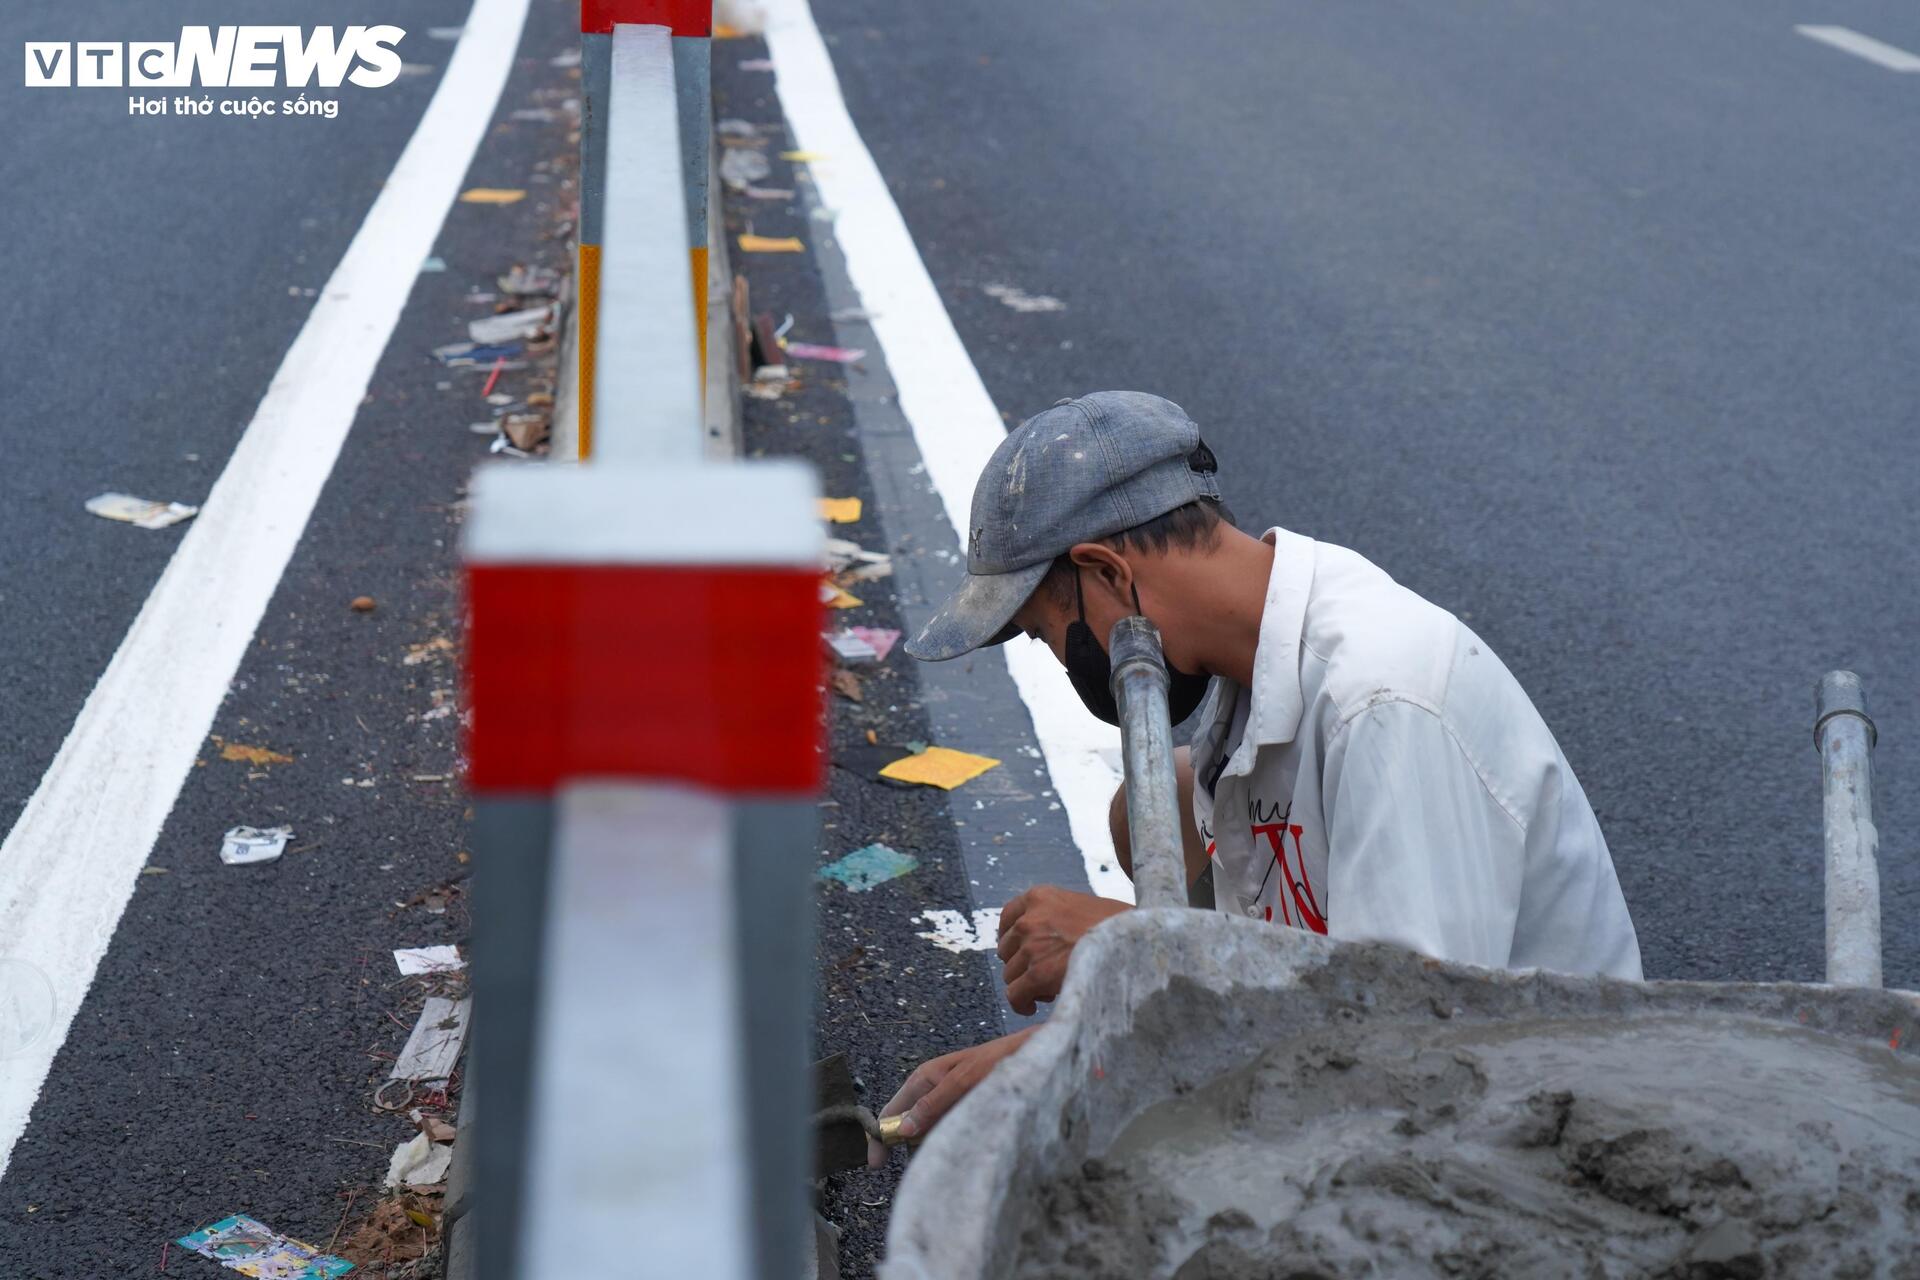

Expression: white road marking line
xmin=0 ymin=0 xmax=530 ymax=1179
xmin=1795 ymin=25 xmax=1920 ymax=72
xmin=764 ymin=0 xmax=1133 ymax=904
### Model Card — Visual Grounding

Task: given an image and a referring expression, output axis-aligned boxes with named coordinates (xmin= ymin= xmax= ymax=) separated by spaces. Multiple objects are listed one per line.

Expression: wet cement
xmin=1014 ymin=1013 xmax=1920 ymax=1279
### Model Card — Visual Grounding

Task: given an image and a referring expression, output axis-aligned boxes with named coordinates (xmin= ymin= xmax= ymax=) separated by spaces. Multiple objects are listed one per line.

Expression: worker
xmin=869 ymin=391 xmax=1641 ymax=1164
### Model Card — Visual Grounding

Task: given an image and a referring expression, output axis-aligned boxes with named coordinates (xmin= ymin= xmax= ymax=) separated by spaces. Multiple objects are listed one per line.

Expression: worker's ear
xmin=1067 ymin=542 xmax=1132 ymax=605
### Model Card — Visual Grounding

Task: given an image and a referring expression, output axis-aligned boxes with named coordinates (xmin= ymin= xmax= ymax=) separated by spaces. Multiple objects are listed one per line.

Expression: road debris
xmin=739 ymin=58 xmax=775 ymax=71
xmin=390 ymin=997 xmax=470 ymax=1082
xmin=458 ymin=187 xmax=526 ymax=204
xmin=739 ymin=234 xmax=805 ymax=253
xmin=501 ymin=412 xmax=550 ymax=450
xmin=850 ymin=626 xmax=901 ymax=661
xmin=821 ymin=583 xmax=863 ymax=610
xmin=84 ymin=493 xmax=198 ymax=530
xmin=984 ymin=283 xmax=1067 ymax=312
xmin=819 ymin=843 xmax=919 ymax=893
xmin=338 ymin=1189 xmax=442 ymax=1274
xmin=497 ymin=264 xmax=561 ymax=296
xmin=176 ymin=1214 xmax=352 ymax=1278
xmin=780 ymin=150 xmax=828 ymax=162
xmin=744 ymin=185 xmax=796 ymax=200
xmin=393 ymin=946 xmax=464 ymax=976
xmin=216 ymin=740 xmax=293 ymax=766
xmin=720 ymin=147 xmax=772 ymax=191
xmin=220 ymin=826 xmax=292 ymax=866
xmin=818 ymin=496 xmax=862 ymax=523
xmin=914 ymin=908 xmax=1003 ymax=953
xmin=419 ymin=256 xmax=446 ymax=273
xmin=825 ymin=629 xmax=879 ymax=664
xmin=824 ymin=536 xmax=889 ymax=574
xmin=831 ymin=669 xmax=865 ymax=702
xmin=404 ymin=637 xmax=455 ymax=666
xmin=785 ymin=342 xmax=866 ymax=363
xmin=879 ymin=746 xmax=1002 ymax=790
xmin=351 ymin=595 xmax=377 ymax=613
xmin=467 ymin=305 xmax=554 ymax=345
xmin=431 ymin=340 xmax=524 ymax=367
xmin=384 ymin=1131 xmax=454 ymax=1189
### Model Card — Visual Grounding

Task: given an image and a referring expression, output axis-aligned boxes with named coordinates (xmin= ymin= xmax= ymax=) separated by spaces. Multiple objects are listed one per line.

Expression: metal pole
xmin=1815 ymin=670 xmax=1881 ymax=988
xmin=1109 ymin=616 xmax=1188 ymax=909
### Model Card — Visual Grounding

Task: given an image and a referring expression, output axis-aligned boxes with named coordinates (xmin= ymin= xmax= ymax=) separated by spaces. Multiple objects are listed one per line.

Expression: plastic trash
xmin=85 ymin=493 xmax=198 ymax=530
xmin=220 ymin=826 xmax=292 ymax=866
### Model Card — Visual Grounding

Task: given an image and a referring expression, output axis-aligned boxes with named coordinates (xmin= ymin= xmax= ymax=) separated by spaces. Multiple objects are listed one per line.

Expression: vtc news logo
xmin=24 ymin=26 xmax=407 ymax=89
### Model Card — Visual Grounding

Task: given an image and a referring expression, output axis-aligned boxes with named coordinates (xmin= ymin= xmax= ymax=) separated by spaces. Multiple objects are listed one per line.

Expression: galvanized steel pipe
xmin=1815 ymin=670 xmax=1881 ymax=988
xmin=1109 ymin=616 xmax=1188 ymax=909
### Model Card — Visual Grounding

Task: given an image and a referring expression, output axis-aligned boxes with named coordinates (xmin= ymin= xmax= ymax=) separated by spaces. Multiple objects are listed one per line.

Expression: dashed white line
xmin=0 ymin=0 xmax=530 ymax=1179
xmin=1795 ymin=25 xmax=1920 ymax=72
xmin=764 ymin=0 xmax=1133 ymax=904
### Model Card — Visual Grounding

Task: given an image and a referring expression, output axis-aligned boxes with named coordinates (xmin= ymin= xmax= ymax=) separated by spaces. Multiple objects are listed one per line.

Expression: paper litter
xmin=825 ymin=630 xmax=879 ymax=664
xmin=467 ymin=305 xmax=554 ymax=345
xmin=85 ymin=493 xmax=198 ymax=530
xmin=739 ymin=234 xmax=805 ymax=253
xmin=176 ymin=1215 xmax=352 ymax=1279
xmin=819 ymin=843 xmax=919 ymax=893
xmin=879 ymin=746 xmax=1001 ymax=790
xmin=394 ymin=946 xmax=465 ymax=975
xmin=220 ymin=826 xmax=292 ymax=866
xmin=389 ymin=997 xmax=470 ymax=1082
xmin=384 ymin=1131 xmax=453 ymax=1189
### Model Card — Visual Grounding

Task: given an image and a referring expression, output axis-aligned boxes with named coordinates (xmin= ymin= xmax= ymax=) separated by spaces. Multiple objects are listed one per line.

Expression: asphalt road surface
xmin=0 ymin=0 xmax=578 ymax=1271
xmin=806 ymin=0 xmax=1920 ymax=987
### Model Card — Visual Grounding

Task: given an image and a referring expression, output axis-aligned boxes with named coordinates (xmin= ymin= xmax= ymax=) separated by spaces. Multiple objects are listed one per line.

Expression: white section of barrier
xmin=515 ymin=783 xmax=751 ymax=1280
xmin=595 ymin=23 xmax=704 ymax=463
xmin=465 ymin=460 xmax=823 ymax=565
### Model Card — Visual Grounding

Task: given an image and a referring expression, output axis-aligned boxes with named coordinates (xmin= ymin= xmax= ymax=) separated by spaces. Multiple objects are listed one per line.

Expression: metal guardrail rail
xmin=465 ymin=6 xmax=818 ymax=1279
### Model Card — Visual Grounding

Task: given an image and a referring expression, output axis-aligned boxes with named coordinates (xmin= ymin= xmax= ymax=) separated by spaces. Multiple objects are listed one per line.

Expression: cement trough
xmin=881 ymin=909 xmax=1920 ymax=1279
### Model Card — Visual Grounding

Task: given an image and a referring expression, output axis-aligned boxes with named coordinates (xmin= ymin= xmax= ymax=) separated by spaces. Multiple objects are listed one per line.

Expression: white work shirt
xmin=1188 ymin=527 xmax=1643 ymax=979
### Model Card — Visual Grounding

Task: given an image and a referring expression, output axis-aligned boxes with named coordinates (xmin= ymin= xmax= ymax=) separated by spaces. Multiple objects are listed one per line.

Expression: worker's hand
xmin=997 ymin=886 xmax=1131 ymax=1016
xmin=867 ymin=1028 xmax=1037 ymax=1168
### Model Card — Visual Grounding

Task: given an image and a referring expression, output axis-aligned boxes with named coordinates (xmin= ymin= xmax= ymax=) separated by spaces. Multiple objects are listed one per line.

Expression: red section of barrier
xmin=466 ymin=563 xmax=824 ymax=795
xmin=580 ymin=0 xmax=713 ymax=36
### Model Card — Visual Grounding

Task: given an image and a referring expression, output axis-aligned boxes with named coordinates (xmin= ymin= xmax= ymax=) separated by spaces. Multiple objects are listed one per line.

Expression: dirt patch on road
xmin=1015 ymin=1013 xmax=1920 ymax=1279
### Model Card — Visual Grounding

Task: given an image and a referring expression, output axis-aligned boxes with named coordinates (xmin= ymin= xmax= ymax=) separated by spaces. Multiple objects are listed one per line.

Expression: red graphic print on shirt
xmin=1251 ymin=817 xmax=1325 ymax=934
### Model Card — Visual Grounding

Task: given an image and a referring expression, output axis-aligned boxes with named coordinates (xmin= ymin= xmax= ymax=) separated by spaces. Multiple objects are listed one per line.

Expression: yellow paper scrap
xmin=739 ymin=234 xmax=805 ymax=253
xmin=460 ymin=188 xmax=526 ymax=204
xmin=219 ymin=742 xmax=294 ymax=766
xmin=819 ymin=496 xmax=863 ymax=523
xmin=880 ymin=747 xmax=1001 ymax=791
xmin=780 ymin=150 xmax=828 ymax=162
xmin=822 ymin=584 xmax=864 ymax=609
xmin=715 ymin=22 xmax=745 ymax=37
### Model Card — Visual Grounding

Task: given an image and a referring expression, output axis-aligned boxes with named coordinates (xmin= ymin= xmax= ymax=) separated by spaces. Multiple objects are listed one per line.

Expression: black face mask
xmin=1063 ymin=571 xmax=1213 ymax=727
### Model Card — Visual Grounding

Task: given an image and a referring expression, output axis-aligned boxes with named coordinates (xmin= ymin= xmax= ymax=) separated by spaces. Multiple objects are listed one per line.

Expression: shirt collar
xmin=1217 ymin=526 xmax=1316 ymax=779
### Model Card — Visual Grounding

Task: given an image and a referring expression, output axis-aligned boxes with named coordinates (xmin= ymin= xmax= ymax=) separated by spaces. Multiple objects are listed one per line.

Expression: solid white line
xmin=0 ymin=0 xmax=530 ymax=1178
xmin=1795 ymin=24 xmax=1920 ymax=72
xmin=763 ymin=0 xmax=1132 ymax=904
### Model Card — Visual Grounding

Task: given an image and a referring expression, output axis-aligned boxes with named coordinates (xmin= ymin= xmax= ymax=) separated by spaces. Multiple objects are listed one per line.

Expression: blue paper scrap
xmin=818 ymin=843 xmax=918 ymax=893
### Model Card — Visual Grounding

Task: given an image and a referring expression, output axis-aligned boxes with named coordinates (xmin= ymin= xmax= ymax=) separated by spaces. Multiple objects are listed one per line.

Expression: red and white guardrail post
xmin=464 ymin=461 xmax=823 ymax=1278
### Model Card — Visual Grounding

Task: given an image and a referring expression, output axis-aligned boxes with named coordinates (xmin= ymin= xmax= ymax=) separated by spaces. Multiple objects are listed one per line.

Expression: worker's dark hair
xmin=1041 ymin=498 xmax=1237 ymax=605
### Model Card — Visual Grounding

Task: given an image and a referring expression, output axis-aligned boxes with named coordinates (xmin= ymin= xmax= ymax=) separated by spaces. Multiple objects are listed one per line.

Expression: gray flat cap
xmin=906 ymin=391 xmax=1222 ymax=661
